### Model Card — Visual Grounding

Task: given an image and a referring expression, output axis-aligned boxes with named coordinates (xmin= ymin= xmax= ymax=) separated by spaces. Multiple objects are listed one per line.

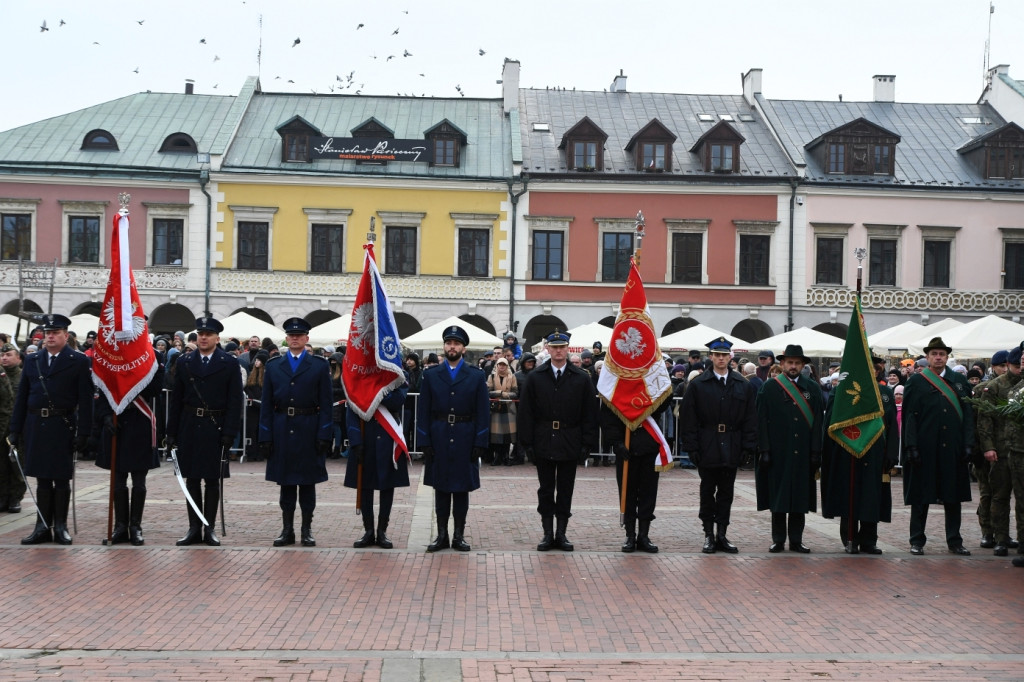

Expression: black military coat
xmin=677 ymin=370 xmax=758 ymax=469
xmin=93 ymin=364 xmax=164 ymax=473
xmin=517 ymin=361 xmax=599 ymax=461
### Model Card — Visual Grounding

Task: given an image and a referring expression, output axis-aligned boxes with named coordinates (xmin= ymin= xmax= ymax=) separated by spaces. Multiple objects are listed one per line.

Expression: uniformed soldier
xmin=416 ymin=325 xmax=489 ymax=552
xmin=8 ymin=314 xmax=92 ymax=545
xmin=259 ymin=317 xmax=333 ymax=547
xmin=518 ymin=330 xmax=600 ymax=552
xmin=166 ymin=316 xmax=243 ymax=546
xmin=755 ymin=343 xmax=824 ymax=553
xmin=902 ymin=337 xmax=974 ymax=556
xmin=976 ymin=344 xmax=1022 ymax=557
xmin=92 ymin=359 xmax=164 ymax=545
xmin=678 ymin=337 xmax=758 ymax=554
xmin=821 ymin=357 xmax=898 ymax=554
xmin=974 ymin=349 xmax=1008 ymax=549
xmin=0 ymin=342 xmax=23 ymax=513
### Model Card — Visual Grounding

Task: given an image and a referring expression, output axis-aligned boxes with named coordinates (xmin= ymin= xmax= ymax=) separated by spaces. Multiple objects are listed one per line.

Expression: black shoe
xmin=621 ymin=534 xmax=636 ymax=553
xmin=129 ymin=525 xmax=144 ymax=546
xmin=353 ymin=530 xmax=375 ymax=548
xmin=1013 ymin=556 xmax=1024 ymax=567
xmin=716 ymin=535 xmax=738 ymax=554
xmin=1007 ymin=539 xmax=1020 ymax=549
xmin=844 ymin=541 xmax=859 ymax=555
xmin=769 ymin=543 xmax=784 ymax=553
xmin=300 ymin=526 xmax=316 ymax=547
xmin=8 ymin=501 xmax=21 ymax=513
xmin=109 ymin=525 xmax=130 ymax=545
xmin=949 ymin=545 xmax=971 ymax=556
xmin=702 ymin=534 xmax=717 ymax=554
xmin=537 ymin=517 xmax=554 ymax=551
xmin=427 ymin=530 xmax=450 ymax=553
xmin=204 ymin=528 xmax=221 ymax=546
xmin=451 ymin=522 xmax=470 ymax=551
xmin=980 ymin=534 xmax=995 ymax=548
xmin=274 ymin=528 xmax=296 ymax=547
xmin=636 ymin=520 xmax=657 ymax=553
xmin=554 ymin=519 xmax=574 ymax=551
xmin=176 ymin=526 xmax=203 ymax=546
xmin=861 ymin=546 xmax=883 ymax=554
xmin=22 ymin=522 xmax=52 ymax=545
xmin=790 ymin=543 xmax=811 ymax=553
xmin=994 ymin=544 xmax=1008 ymax=557
xmin=53 ymin=523 xmax=72 ymax=545
xmin=910 ymin=545 xmax=924 ymax=555
xmin=376 ymin=531 xmax=393 ymax=549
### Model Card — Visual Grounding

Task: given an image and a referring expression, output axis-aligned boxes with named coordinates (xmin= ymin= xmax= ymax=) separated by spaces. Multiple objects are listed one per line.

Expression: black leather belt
xmin=702 ymin=424 xmax=735 ymax=433
xmin=433 ymin=412 xmax=472 ymax=424
xmin=274 ymin=406 xmax=319 ymax=416
xmin=188 ymin=406 xmax=224 ymax=417
xmin=547 ymin=421 xmax=576 ymax=430
xmin=30 ymin=408 xmax=70 ymax=417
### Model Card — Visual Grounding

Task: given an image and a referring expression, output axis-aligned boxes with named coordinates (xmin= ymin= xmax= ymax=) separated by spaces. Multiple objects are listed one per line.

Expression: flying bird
xmin=479 ymin=49 xmax=485 ymax=56
xmin=59 ymin=19 xmax=66 ymax=27
xmin=403 ymin=50 xmax=412 ymax=57
xmin=137 ymin=20 xmax=145 ymax=25
xmin=386 ymin=55 xmax=394 ymax=61
xmin=292 ymin=37 xmax=301 ymax=47
xmin=287 ymin=79 xmax=295 ymax=83
xmin=213 ymin=55 xmax=220 ymax=62
xmin=133 ymin=67 xmax=140 ymax=74
xmin=40 ymin=20 xmax=48 ymax=32
xmin=392 ymin=28 xmax=399 ymax=35
xmin=199 ymin=38 xmax=206 ymax=44
xmin=356 ymin=23 xmax=364 ymax=29
xmin=419 ymin=73 xmax=425 ymax=77
xmin=213 ymin=84 xmax=219 ymax=89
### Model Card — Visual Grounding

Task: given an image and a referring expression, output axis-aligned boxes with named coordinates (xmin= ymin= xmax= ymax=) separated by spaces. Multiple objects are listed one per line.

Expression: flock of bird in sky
xmin=37 ymin=9 xmax=491 ymax=99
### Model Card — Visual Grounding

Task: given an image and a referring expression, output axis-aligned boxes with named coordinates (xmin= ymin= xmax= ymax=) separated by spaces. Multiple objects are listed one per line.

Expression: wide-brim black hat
xmin=776 ymin=344 xmax=811 ymax=364
xmin=922 ymin=337 xmax=953 ymax=354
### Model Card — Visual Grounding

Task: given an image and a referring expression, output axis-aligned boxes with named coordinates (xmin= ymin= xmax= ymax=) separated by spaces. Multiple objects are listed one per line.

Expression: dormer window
xmin=275 ymin=115 xmax=322 ymax=163
xmin=424 ymin=119 xmax=468 ymax=168
xmin=559 ymin=117 xmax=608 ymax=171
xmin=159 ymin=132 xmax=198 ymax=153
xmin=625 ymin=119 xmax=676 ymax=172
xmin=689 ymin=120 xmax=744 ymax=173
xmin=82 ymin=129 xmax=118 ymax=151
xmin=807 ymin=118 xmax=899 ymax=176
xmin=957 ymin=121 xmax=1024 ymax=180
xmin=351 ymin=117 xmax=394 ymax=166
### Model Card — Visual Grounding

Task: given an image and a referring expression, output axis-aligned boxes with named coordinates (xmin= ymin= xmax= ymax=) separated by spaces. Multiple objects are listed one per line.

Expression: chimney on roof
xmin=610 ymin=69 xmax=627 ymax=93
xmin=502 ymin=59 xmax=520 ymax=114
xmin=872 ymin=75 xmax=895 ymax=102
xmin=185 ymin=79 xmax=195 ymax=95
xmin=742 ymin=68 xmax=762 ymax=106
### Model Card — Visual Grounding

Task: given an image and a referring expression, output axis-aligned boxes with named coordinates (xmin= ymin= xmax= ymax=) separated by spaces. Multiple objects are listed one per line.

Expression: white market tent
xmin=754 ymin=326 xmax=846 ymax=357
xmin=870 ymin=317 xmax=962 ymax=356
xmin=69 ymin=313 xmax=100 ymax=339
xmin=657 ymin=324 xmax=750 ymax=354
xmin=0 ymin=313 xmax=22 ymax=341
xmin=191 ymin=311 xmax=284 ymax=344
xmin=308 ymin=314 xmax=351 ymax=347
xmin=530 ymin=321 xmax=613 ymax=354
xmin=906 ymin=315 xmax=1024 ymax=358
xmin=402 ymin=316 xmax=504 ymax=352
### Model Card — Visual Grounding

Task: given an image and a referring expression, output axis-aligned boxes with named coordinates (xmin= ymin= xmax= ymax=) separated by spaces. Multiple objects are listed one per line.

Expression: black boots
xmin=635 ymin=519 xmax=657 ymax=553
xmin=203 ymin=484 xmax=220 ymax=546
xmin=300 ymin=512 xmax=315 ymax=547
xmin=702 ymin=522 xmax=716 ymax=554
xmin=129 ymin=488 xmax=146 ymax=546
xmin=21 ymin=484 xmax=52 ymax=545
xmin=427 ymin=519 xmax=450 ymax=552
xmin=274 ymin=510 xmax=295 ymax=546
xmin=376 ymin=515 xmax=393 ymax=549
xmin=622 ymin=519 xmax=636 ymax=553
xmin=451 ymin=519 xmax=470 ymax=551
xmin=177 ymin=480 xmax=203 ymax=546
xmin=354 ymin=510 xmax=375 ymax=548
xmin=537 ymin=516 xmax=555 ymax=551
xmin=52 ymin=487 xmax=72 ymax=545
xmin=716 ymin=523 xmax=738 ymax=554
xmin=554 ymin=517 xmax=574 ymax=552
xmin=110 ymin=488 xmax=130 ymax=544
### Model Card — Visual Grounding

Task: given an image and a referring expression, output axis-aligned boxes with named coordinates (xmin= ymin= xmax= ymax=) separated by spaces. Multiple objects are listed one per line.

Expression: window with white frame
xmin=864 ymin=223 xmax=905 ymax=288
xmin=810 ymin=222 xmax=850 ymax=286
xmin=596 ymin=218 xmax=635 ymax=283
xmin=304 ymin=208 xmax=351 ymax=274
xmin=144 ymin=202 xmax=190 ymax=267
xmin=919 ymin=225 xmax=959 ymax=289
xmin=378 ymin=211 xmax=425 ymax=276
xmin=0 ymin=199 xmax=40 ymax=262
xmin=1000 ymin=228 xmax=1024 ymax=291
xmin=734 ymin=220 xmax=778 ymax=286
xmin=664 ymin=219 xmax=709 ymax=285
xmin=451 ymin=213 xmax=497 ymax=278
xmin=526 ymin=216 xmax=570 ymax=281
xmin=230 ymin=205 xmax=278 ymax=271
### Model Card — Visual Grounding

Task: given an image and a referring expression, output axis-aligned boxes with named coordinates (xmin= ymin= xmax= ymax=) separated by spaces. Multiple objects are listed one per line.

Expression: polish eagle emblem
xmin=615 ymin=325 xmax=647 ymax=360
xmin=100 ymin=298 xmax=146 ymax=350
xmin=349 ymin=302 xmax=375 ymax=351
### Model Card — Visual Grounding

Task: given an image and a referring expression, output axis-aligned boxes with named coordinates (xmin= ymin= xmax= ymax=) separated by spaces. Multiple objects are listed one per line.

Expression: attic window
xmin=738 ymin=114 xmax=755 ymax=122
xmin=425 ymin=119 xmax=467 ymax=168
xmin=719 ymin=114 xmax=734 ymax=122
xmin=961 ymin=116 xmax=985 ymax=124
xmin=284 ymin=133 xmax=310 ymax=162
xmin=559 ymin=116 xmax=608 ymax=171
xmin=813 ymin=119 xmax=900 ymax=176
xmin=532 ymin=123 xmax=550 ymax=132
xmin=82 ymin=129 xmax=118 ymax=151
xmin=159 ymin=132 xmax=198 ymax=153
xmin=697 ymin=114 xmax=714 ymax=122
xmin=689 ymin=120 xmax=744 ymax=174
xmin=625 ymin=118 xmax=677 ymax=173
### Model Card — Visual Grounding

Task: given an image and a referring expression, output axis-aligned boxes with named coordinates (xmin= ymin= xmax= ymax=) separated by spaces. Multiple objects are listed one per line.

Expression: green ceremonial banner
xmin=827 ymin=296 xmax=885 ymax=458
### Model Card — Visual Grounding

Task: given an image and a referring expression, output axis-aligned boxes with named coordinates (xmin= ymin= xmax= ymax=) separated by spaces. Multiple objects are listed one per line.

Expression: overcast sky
xmin=1 ymin=0 xmax=1021 ymax=133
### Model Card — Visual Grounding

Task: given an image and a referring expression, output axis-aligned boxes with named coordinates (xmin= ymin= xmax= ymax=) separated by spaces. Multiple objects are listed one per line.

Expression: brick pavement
xmin=0 ymin=460 xmax=1021 ymax=680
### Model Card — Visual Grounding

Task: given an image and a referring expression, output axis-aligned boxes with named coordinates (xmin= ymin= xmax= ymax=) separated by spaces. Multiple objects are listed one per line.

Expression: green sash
xmin=775 ymin=375 xmax=814 ymax=426
xmin=920 ymin=367 xmax=963 ymax=420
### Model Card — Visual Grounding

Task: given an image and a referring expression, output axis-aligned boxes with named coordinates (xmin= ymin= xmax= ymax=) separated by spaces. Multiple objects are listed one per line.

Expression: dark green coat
xmin=821 ymin=383 xmax=897 ymax=523
xmin=755 ymin=374 xmax=823 ymax=513
xmin=901 ymin=369 xmax=973 ymax=505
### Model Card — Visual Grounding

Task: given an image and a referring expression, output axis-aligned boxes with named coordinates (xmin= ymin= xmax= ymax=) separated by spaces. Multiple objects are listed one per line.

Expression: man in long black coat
xmin=756 ymin=343 xmax=824 ymax=553
xmin=821 ymin=357 xmax=898 ymax=554
xmin=9 ymin=314 xmax=92 ymax=545
xmin=902 ymin=336 xmax=974 ymax=556
xmin=259 ymin=318 xmax=332 ymax=547
xmin=166 ymin=316 xmax=242 ymax=547
xmin=678 ymin=337 xmax=758 ymax=554
xmin=518 ymin=330 xmax=599 ymax=551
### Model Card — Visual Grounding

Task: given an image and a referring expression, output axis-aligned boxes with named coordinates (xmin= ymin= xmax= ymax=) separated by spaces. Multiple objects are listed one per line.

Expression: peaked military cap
xmin=546 ymin=329 xmax=570 ymax=346
xmin=706 ymin=336 xmax=733 ymax=354
xmin=39 ymin=313 xmax=71 ymax=330
xmin=283 ymin=317 xmax=312 ymax=335
xmin=442 ymin=325 xmax=470 ymax=345
xmin=194 ymin=316 xmax=224 ymax=334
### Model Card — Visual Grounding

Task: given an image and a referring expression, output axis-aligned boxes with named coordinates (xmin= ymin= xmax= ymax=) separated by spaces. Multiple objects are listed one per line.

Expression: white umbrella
xmin=657 ymin=323 xmax=750 ymax=354
xmin=906 ymin=315 xmax=1024 ymax=358
xmin=754 ymin=326 xmax=846 ymax=357
xmin=530 ymin=321 xmax=612 ymax=354
xmin=402 ymin=315 xmax=503 ymax=351
xmin=0 ymin=313 xmax=23 ymax=341
xmin=308 ymin=314 xmax=351 ymax=346
xmin=192 ymin=311 xmax=283 ymax=344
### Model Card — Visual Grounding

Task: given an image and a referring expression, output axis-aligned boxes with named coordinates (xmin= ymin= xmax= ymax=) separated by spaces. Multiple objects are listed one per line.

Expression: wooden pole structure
xmin=103 ymin=416 xmax=117 ymax=545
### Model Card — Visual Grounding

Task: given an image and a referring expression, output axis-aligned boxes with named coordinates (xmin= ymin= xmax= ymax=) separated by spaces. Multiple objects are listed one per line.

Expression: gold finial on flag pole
xmin=366 ymin=216 xmax=376 ymax=243
xmin=118 ymin=192 xmax=131 ymax=215
xmin=633 ymin=210 xmax=645 ymax=266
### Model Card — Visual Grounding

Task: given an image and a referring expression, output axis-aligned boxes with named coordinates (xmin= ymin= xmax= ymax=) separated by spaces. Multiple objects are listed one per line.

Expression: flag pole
xmin=103 ymin=417 xmax=118 ymax=545
xmin=619 ymin=210 xmax=645 ymax=527
xmin=354 ymin=217 xmax=376 ymax=515
xmin=846 ymin=247 xmax=867 ymax=553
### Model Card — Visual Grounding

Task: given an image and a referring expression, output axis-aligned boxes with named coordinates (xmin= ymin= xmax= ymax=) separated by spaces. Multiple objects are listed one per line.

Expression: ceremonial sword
xmin=170 ymin=448 xmax=209 ymax=527
xmin=7 ymin=440 xmax=47 ymax=530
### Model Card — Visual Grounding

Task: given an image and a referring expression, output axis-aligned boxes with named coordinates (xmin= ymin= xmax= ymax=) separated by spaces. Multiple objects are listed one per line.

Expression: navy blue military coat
xmin=167 ymin=348 xmax=243 ymax=479
xmin=10 ymin=345 xmax=92 ymax=479
xmin=259 ymin=352 xmax=332 ymax=486
xmin=345 ymin=382 xmax=410 ymax=491
xmin=416 ymin=360 xmax=489 ymax=493
xmin=93 ymin=364 xmax=164 ymax=473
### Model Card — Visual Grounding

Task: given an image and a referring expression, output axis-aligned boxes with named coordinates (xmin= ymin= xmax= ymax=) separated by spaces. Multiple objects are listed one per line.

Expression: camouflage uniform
xmin=976 ymin=370 xmax=1023 ymax=550
xmin=1003 ymin=378 xmax=1024 ymax=551
xmin=973 ymin=379 xmax=995 ymax=542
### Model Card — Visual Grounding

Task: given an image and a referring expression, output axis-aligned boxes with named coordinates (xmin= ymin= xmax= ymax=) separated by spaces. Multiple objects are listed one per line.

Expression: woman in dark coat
xmin=244 ymin=350 xmax=268 ymax=460
xmin=329 ymin=352 xmax=346 ymax=458
xmin=93 ymin=364 xmax=164 ymax=545
xmin=344 ymin=380 xmax=409 ymax=548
